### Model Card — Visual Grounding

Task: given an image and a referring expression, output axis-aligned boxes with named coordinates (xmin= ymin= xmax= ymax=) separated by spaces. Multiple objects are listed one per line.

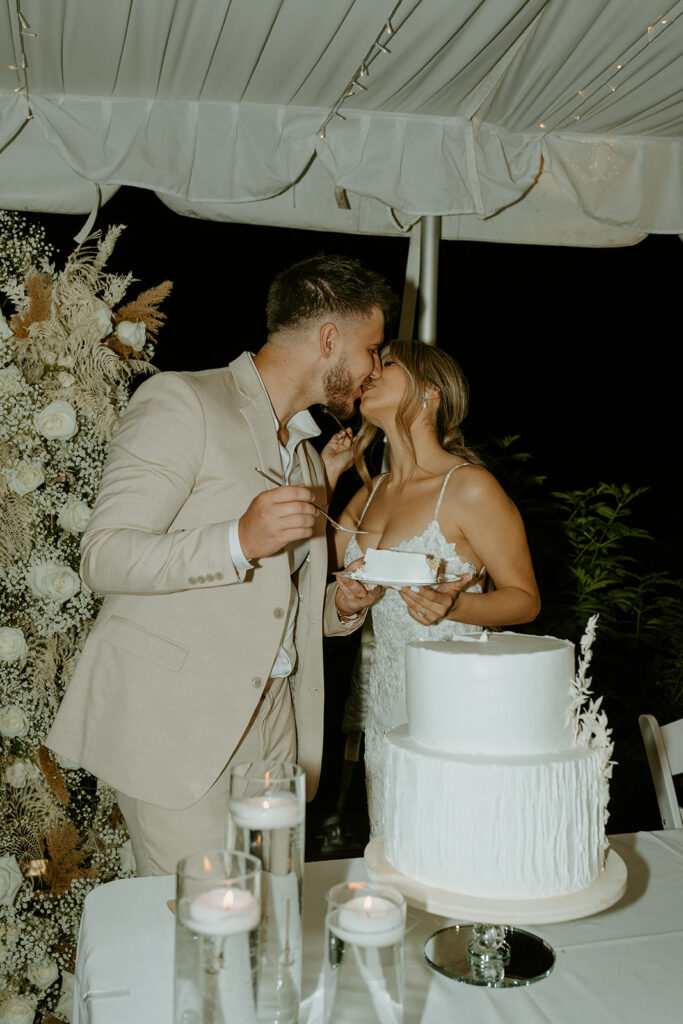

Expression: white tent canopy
xmin=1 ymin=0 xmax=682 ymax=247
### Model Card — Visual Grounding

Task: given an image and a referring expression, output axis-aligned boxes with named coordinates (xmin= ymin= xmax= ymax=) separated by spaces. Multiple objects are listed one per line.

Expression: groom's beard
xmin=322 ymin=354 xmax=355 ymax=419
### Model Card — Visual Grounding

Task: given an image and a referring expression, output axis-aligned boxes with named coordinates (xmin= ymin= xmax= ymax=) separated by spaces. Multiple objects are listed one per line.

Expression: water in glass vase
xmin=231 ymin=820 xmax=304 ymax=1024
xmin=174 ymin=911 xmax=259 ymax=1024
xmin=323 ymin=926 xmax=404 ymax=1024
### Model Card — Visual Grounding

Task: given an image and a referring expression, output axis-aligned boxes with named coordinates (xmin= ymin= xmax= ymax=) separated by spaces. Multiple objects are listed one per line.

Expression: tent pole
xmin=417 ymin=215 xmax=441 ymax=346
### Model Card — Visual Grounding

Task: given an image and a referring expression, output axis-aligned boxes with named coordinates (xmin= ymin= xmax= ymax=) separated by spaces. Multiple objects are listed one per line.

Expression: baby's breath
xmin=0 ymin=221 xmax=168 ymax=1022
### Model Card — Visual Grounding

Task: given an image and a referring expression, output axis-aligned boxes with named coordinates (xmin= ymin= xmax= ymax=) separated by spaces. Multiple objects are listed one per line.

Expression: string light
xmin=18 ymin=9 xmax=36 ymax=36
xmin=11 ymin=4 xmax=37 ymax=122
xmin=316 ymin=0 xmax=405 ymax=140
xmin=536 ymin=3 xmax=680 ymax=132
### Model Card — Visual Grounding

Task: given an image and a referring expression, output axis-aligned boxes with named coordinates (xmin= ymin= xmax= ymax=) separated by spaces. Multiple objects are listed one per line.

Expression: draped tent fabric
xmin=0 ymin=0 xmax=682 ymax=236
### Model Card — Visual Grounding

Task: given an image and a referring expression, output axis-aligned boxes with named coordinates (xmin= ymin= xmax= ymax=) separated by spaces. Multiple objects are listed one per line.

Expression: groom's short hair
xmin=266 ymin=254 xmax=397 ymax=333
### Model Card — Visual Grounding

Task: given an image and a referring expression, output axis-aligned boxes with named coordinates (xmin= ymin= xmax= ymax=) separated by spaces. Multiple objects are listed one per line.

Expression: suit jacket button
xmin=188 ymin=577 xmax=197 ymax=585
xmin=197 ymin=575 xmax=206 ymax=584
xmin=252 ymin=677 xmax=263 ymax=688
xmin=215 ymin=572 xmax=223 ymax=580
xmin=206 ymin=573 xmax=214 ymax=582
xmin=273 ymin=607 xmax=285 ymax=619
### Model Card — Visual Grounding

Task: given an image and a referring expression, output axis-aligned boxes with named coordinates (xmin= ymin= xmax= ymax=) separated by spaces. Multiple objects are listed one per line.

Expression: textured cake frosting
xmin=357 ymin=548 xmax=439 ymax=583
xmin=384 ymin=632 xmax=607 ymax=900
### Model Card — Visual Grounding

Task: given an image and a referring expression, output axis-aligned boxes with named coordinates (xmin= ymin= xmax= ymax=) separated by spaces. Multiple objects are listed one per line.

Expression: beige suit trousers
xmin=116 ymin=675 xmax=296 ymax=876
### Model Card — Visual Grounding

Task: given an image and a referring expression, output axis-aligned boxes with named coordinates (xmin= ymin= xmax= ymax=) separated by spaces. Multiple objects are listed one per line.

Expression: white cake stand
xmin=365 ymin=837 xmax=628 ymax=988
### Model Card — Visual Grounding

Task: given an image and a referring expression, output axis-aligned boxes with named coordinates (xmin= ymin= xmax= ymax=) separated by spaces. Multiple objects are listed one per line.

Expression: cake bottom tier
xmin=385 ymin=727 xmax=604 ymax=900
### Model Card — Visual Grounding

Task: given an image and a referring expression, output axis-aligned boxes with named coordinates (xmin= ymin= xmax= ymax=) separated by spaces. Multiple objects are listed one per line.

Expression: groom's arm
xmin=80 ymin=372 xmax=245 ymax=596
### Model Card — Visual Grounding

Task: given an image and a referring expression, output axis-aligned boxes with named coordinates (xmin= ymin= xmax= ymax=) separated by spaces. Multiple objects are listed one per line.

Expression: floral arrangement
xmin=0 ymin=214 xmax=171 ymax=1024
xmin=566 ymin=613 xmax=615 ymax=861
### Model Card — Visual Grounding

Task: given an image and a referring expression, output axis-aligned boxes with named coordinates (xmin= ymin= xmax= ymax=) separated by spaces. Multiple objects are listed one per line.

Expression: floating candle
xmin=181 ymin=886 xmax=260 ymax=936
xmin=230 ymin=792 xmax=304 ymax=830
xmin=329 ymin=895 xmax=404 ymax=948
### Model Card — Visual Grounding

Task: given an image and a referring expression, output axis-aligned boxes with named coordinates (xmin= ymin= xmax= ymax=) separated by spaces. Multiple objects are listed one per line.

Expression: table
xmin=73 ymin=831 xmax=683 ymax=1023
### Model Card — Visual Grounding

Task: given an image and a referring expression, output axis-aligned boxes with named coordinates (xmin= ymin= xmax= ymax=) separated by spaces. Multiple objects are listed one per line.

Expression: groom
xmin=46 ymin=254 xmax=395 ymax=875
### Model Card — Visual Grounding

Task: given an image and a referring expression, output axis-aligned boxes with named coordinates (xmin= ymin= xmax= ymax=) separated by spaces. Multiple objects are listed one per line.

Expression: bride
xmin=325 ymin=340 xmax=541 ymax=837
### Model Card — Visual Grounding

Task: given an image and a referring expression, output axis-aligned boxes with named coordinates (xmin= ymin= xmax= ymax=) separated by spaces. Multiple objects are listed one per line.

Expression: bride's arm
xmin=328 ymin=481 xmax=372 ymax=570
xmin=400 ymin=469 xmax=540 ymax=627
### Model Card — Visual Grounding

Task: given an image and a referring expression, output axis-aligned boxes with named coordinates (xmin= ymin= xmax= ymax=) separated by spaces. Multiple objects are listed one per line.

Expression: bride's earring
xmin=423 ymin=391 xmax=430 ymax=409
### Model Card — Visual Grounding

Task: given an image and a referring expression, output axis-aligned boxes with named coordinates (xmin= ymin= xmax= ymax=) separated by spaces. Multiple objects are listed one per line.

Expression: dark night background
xmin=23 ymin=185 xmax=682 ymax=848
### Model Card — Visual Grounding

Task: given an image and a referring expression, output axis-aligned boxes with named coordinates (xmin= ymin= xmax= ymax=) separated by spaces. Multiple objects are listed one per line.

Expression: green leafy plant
xmin=492 ymin=439 xmax=682 ymax=831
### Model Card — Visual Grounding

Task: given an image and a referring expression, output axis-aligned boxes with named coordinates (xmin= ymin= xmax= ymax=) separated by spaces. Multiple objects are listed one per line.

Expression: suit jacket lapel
xmin=231 ymin=352 xmax=282 ymax=479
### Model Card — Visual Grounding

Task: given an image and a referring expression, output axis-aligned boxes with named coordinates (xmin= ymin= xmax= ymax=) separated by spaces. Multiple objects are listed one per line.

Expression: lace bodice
xmin=343 ymin=467 xmax=482 ymax=836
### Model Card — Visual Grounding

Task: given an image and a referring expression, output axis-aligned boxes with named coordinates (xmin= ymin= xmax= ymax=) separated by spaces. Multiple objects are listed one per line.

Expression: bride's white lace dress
xmin=344 ymin=465 xmax=482 ymax=837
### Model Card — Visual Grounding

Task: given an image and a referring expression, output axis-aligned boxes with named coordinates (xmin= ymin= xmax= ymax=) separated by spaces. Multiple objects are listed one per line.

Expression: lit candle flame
xmin=221 ymin=889 xmax=235 ymax=910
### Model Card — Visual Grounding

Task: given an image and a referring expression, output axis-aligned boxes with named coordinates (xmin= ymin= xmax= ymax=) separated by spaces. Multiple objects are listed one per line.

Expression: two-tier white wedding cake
xmin=383 ymin=629 xmax=612 ymax=900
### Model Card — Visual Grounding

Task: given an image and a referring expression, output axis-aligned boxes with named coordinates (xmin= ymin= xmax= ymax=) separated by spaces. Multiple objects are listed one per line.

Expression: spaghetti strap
xmin=356 ymin=474 xmax=388 ymax=531
xmin=434 ymin=463 xmax=471 ymax=519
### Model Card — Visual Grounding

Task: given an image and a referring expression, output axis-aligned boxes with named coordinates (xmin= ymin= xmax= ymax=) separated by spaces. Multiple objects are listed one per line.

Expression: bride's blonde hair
xmin=353 ymin=339 xmax=484 ymax=486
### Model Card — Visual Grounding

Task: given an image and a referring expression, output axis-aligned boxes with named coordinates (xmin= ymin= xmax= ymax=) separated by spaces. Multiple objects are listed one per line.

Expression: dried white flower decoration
xmin=0 ymin=218 xmax=169 ymax=1021
xmin=567 ymin=614 xmax=615 ymax=861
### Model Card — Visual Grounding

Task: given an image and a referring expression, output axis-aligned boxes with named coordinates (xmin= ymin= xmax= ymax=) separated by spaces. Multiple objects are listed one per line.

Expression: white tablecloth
xmin=74 ymin=831 xmax=683 ymax=1024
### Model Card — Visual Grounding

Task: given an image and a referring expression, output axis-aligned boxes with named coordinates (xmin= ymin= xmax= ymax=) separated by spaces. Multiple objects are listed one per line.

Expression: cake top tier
xmin=405 ymin=631 xmax=576 ymax=757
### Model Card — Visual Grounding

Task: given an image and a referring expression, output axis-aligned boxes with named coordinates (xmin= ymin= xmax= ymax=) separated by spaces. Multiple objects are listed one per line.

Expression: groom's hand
xmin=239 ymin=485 xmax=317 ymax=560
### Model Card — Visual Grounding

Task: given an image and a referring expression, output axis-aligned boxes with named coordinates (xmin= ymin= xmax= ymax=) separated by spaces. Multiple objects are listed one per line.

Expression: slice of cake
xmin=356 ymin=548 xmax=440 ymax=584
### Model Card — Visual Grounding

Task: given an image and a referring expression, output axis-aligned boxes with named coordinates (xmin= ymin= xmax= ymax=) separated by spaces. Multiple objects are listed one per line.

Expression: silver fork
xmin=254 ymin=467 xmax=368 ymax=534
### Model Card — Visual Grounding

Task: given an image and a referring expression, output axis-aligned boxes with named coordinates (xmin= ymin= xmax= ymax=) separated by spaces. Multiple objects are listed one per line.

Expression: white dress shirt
xmin=228 ymin=355 xmax=320 ymax=679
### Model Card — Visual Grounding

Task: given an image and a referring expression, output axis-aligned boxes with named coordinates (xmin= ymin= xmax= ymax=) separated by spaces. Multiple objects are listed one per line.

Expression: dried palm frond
xmin=92 ymin=225 xmax=124 ymax=272
xmin=114 ymin=280 xmax=173 ymax=339
xmin=5 ymin=789 xmax=49 ymax=862
xmin=38 ymin=746 xmax=71 ymax=806
xmin=0 ymin=491 xmax=34 ymax=572
xmin=40 ymin=822 xmax=97 ymax=895
xmin=102 ymin=271 xmax=135 ymax=308
xmin=9 ymin=270 xmax=53 ymax=338
xmin=67 ymin=387 xmax=119 ymax=441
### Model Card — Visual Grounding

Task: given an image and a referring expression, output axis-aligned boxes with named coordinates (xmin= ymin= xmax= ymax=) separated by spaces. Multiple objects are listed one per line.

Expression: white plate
xmin=343 ymin=571 xmax=463 ymax=590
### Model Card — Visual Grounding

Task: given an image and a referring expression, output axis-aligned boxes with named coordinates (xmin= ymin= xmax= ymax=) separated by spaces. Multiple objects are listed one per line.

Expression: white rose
xmin=0 ymin=308 xmax=14 ymax=341
xmin=27 ymin=958 xmax=59 ymax=990
xmin=27 ymin=562 xmax=80 ymax=604
xmin=0 ymin=628 xmax=27 ymax=663
xmin=0 ymin=856 xmax=23 ymax=907
xmin=0 ymin=706 xmax=29 ymax=738
xmin=0 ymin=366 xmax=23 ymax=394
xmin=92 ymin=301 xmax=113 ymax=341
xmin=57 ymin=371 xmax=75 ymax=388
xmin=57 ymin=499 xmax=91 ymax=535
xmin=33 ymin=400 xmax=78 ymax=441
xmin=60 ymin=354 xmax=75 ymax=368
xmin=117 ymin=839 xmax=136 ymax=874
xmin=44 ymin=350 xmax=57 ymax=365
xmin=116 ymin=320 xmax=146 ymax=351
xmin=55 ymin=971 xmax=74 ymax=1022
xmin=6 ymin=462 xmax=45 ymax=496
xmin=0 ymin=996 xmax=35 ymax=1024
xmin=4 ymin=760 xmax=36 ymax=788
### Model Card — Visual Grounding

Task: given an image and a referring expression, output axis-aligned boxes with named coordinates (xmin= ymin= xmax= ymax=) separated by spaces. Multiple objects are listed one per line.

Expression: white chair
xmin=639 ymin=714 xmax=683 ymax=829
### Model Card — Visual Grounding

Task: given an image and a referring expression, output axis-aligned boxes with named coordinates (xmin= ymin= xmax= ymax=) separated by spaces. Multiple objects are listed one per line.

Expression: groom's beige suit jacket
xmin=46 ymin=352 xmax=356 ymax=808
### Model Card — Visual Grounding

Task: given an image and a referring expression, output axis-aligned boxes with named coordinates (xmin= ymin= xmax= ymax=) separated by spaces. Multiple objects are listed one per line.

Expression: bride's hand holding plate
xmin=399 ymin=574 xmax=474 ymax=625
